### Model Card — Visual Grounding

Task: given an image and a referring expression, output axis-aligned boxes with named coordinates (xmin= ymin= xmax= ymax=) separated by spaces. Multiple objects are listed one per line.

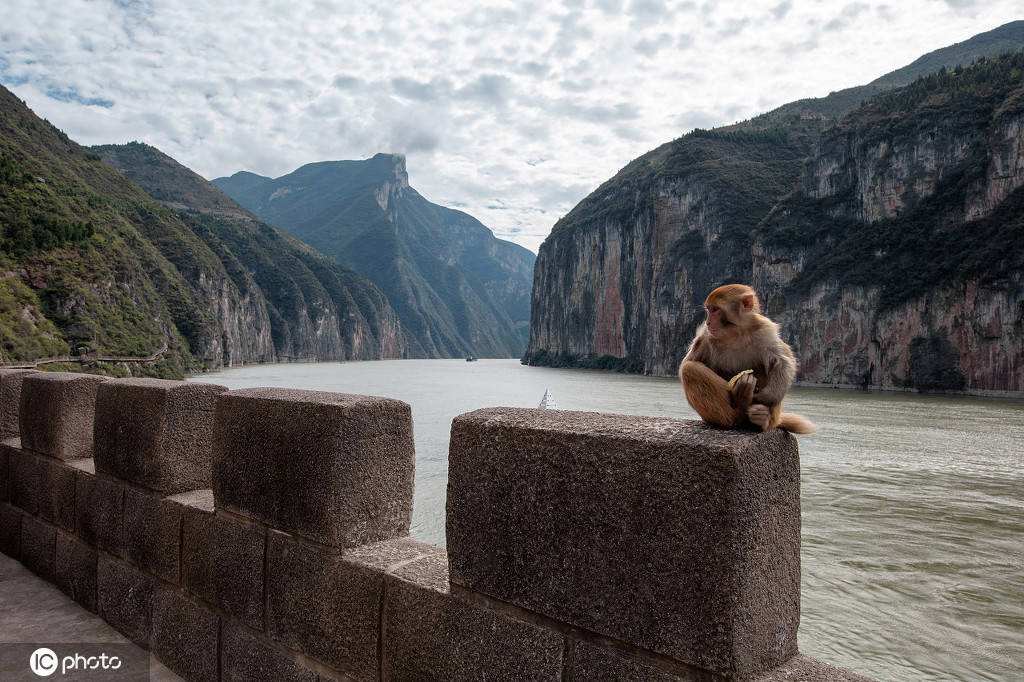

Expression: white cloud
xmin=1 ymin=0 xmax=1021 ymax=251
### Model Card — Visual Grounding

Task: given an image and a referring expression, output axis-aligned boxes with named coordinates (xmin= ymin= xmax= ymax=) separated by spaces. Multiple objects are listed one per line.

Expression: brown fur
xmin=679 ymin=284 xmax=815 ymax=435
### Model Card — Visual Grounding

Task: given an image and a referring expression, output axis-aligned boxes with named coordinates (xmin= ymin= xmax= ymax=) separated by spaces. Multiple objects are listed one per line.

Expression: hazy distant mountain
xmin=91 ymin=141 xmax=408 ymax=366
xmin=215 ymin=154 xmax=536 ymax=358
xmin=525 ymin=21 xmax=1024 ymax=394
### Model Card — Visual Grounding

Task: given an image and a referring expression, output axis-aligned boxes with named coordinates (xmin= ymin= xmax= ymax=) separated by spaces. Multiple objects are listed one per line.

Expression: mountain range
xmin=214 ymin=157 xmax=535 ymax=358
xmin=524 ymin=21 xmax=1024 ymax=394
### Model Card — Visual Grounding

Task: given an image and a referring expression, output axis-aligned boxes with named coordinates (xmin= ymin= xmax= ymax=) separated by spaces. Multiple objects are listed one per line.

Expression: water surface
xmin=194 ymin=359 xmax=1024 ymax=681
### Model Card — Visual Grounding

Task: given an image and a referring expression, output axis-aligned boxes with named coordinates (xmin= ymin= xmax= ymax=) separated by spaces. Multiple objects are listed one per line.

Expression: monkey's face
xmin=704 ymin=302 xmax=734 ymax=338
xmin=704 ymin=289 xmax=756 ymax=340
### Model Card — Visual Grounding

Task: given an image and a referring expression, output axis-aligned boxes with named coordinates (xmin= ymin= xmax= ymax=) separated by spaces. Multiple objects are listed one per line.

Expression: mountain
xmin=524 ymin=23 xmax=1024 ymax=394
xmin=0 ymin=86 xmax=405 ymax=377
xmin=214 ymin=155 xmax=536 ymax=358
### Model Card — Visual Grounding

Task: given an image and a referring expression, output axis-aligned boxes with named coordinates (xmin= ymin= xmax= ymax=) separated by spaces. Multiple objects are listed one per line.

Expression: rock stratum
xmin=0 ymin=87 xmax=405 ymax=378
xmin=525 ymin=22 xmax=1024 ymax=394
xmin=215 ymin=155 xmax=536 ymax=359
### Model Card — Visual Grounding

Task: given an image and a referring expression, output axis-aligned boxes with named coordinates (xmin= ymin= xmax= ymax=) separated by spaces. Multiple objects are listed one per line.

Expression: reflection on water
xmin=194 ymin=359 xmax=1024 ymax=681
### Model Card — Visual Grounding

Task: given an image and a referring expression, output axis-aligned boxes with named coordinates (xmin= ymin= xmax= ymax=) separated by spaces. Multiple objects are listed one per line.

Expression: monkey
xmin=678 ymin=283 xmax=816 ymax=435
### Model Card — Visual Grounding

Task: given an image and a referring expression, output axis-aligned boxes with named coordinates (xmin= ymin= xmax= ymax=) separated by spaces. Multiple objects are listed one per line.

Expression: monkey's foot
xmin=747 ymin=404 xmax=770 ymax=430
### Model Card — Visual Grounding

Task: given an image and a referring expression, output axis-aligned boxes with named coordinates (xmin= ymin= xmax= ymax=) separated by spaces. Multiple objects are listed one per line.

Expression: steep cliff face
xmin=94 ymin=142 xmax=407 ymax=365
xmin=526 ymin=36 xmax=1024 ymax=393
xmin=0 ymin=86 xmax=405 ymax=378
xmin=215 ymin=154 xmax=536 ymax=358
xmin=755 ymin=59 xmax=1024 ymax=392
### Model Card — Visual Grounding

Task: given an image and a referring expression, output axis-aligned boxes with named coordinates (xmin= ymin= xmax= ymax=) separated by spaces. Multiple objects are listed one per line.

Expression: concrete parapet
xmin=447 ymin=408 xmax=801 ymax=679
xmin=1 ymin=370 xmax=869 ymax=682
xmin=382 ymin=550 xmax=565 ymax=680
xmin=54 ymin=529 xmax=97 ymax=612
xmin=152 ymin=586 xmax=220 ymax=682
xmin=212 ymin=388 xmax=415 ymax=549
xmin=182 ymin=506 xmax=265 ymax=630
xmin=19 ymin=372 xmax=105 ymax=459
xmin=0 ymin=368 xmax=36 ymax=439
xmin=94 ymin=378 xmax=227 ymax=494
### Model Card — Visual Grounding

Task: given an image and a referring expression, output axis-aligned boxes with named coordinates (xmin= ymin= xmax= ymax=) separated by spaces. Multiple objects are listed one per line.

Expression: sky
xmin=2 ymin=1 xmax=1021 ymax=252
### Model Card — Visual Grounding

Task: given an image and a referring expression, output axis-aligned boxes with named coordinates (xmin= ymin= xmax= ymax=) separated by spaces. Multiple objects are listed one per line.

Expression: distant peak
xmin=370 ymin=152 xmax=409 ymax=188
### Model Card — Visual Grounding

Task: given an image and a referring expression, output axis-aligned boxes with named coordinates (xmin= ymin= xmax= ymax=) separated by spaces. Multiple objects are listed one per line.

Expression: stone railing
xmin=0 ymin=368 xmax=870 ymax=681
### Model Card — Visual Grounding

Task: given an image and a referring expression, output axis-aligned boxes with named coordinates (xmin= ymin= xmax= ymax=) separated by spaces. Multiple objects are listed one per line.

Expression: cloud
xmin=1 ymin=0 xmax=1021 ymax=253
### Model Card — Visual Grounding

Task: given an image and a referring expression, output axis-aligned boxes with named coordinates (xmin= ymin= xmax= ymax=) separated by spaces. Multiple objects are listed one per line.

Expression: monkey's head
xmin=703 ymin=284 xmax=761 ymax=339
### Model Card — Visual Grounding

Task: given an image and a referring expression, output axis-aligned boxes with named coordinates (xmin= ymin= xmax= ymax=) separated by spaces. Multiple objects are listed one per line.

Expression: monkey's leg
xmin=680 ymin=361 xmax=751 ymax=427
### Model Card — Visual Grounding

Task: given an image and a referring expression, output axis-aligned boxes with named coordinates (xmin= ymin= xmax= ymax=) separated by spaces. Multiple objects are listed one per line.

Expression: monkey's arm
xmin=679 ymin=335 xmax=755 ymax=427
xmin=753 ymin=345 xmax=796 ymax=407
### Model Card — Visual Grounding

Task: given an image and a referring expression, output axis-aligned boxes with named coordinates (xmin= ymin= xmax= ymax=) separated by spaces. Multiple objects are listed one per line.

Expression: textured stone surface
xmin=20 ymin=515 xmax=56 ymax=580
xmin=38 ymin=457 xmax=77 ymax=531
xmin=569 ymin=641 xmax=693 ymax=681
xmin=213 ymin=388 xmax=415 ymax=548
xmin=152 ymin=586 xmax=219 ymax=682
xmin=8 ymin=446 xmax=39 ymax=515
xmin=755 ymin=655 xmax=875 ymax=681
xmin=383 ymin=552 xmax=564 ymax=681
xmin=266 ymin=530 xmax=383 ymax=677
xmin=0 ymin=439 xmax=9 ymax=502
xmin=123 ymin=486 xmax=183 ymax=583
xmin=97 ymin=552 xmax=156 ymax=646
xmin=447 ymin=408 xmax=801 ymax=679
xmin=94 ymin=378 xmax=227 ymax=493
xmin=0 ymin=503 xmax=20 ymax=557
xmin=75 ymin=472 xmax=125 ymax=555
xmin=221 ymin=622 xmax=318 ymax=682
xmin=54 ymin=529 xmax=98 ymax=612
xmin=19 ymin=372 xmax=106 ymax=459
xmin=182 ymin=508 xmax=264 ymax=629
xmin=0 ymin=368 xmax=36 ymax=439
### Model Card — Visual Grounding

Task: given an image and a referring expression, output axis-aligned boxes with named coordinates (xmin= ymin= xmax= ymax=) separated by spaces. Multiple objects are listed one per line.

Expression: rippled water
xmin=194 ymin=359 xmax=1024 ymax=681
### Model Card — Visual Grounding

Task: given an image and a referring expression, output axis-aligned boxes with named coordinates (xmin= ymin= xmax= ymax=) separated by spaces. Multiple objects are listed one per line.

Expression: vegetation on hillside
xmin=763 ymin=53 xmax=1024 ymax=309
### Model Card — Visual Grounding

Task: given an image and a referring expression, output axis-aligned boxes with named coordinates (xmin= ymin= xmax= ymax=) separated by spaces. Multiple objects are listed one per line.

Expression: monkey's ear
xmin=740 ymin=293 xmax=755 ymax=312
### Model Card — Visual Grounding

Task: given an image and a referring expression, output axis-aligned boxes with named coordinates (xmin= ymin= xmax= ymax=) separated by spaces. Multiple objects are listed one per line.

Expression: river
xmin=192 ymin=359 xmax=1023 ymax=681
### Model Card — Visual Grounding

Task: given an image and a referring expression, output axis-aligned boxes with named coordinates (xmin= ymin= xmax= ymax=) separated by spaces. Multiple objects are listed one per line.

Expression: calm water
xmin=193 ymin=359 xmax=1024 ymax=681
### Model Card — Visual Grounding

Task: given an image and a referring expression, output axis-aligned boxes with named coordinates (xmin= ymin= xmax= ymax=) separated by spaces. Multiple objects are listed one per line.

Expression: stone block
xmin=181 ymin=507 xmax=264 ymax=629
xmin=0 ymin=368 xmax=36 ymax=439
xmin=75 ymin=471 xmax=124 ymax=555
xmin=754 ymin=655 xmax=875 ymax=681
xmin=54 ymin=530 xmax=98 ymax=612
xmin=123 ymin=486 xmax=183 ymax=583
xmin=213 ymin=388 xmax=415 ymax=548
xmin=447 ymin=408 xmax=801 ymax=679
xmin=383 ymin=552 xmax=564 ymax=681
xmin=569 ymin=641 xmax=691 ymax=681
xmin=8 ymin=446 xmax=40 ymax=515
xmin=94 ymin=378 xmax=227 ymax=494
xmin=38 ymin=457 xmax=77 ymax=531
xmin=97 ymin=553 xmax=155 ymax=646
xmin=221 ymin=622 xmax=318 ymax=682
xmin=265 ymin=530 xmax=384 ymax=677
xmin=20 ymin=515 xmax=56 ymax=580
xmin=0 ymin=438 xmax=13 ymax=501
xmin=152 ymin=586 xmax=219 ymax=682
xmin=0 ymin=503 xmax=20 ymax=557
xmin=19 ymin=372 xmax=105 ymax=460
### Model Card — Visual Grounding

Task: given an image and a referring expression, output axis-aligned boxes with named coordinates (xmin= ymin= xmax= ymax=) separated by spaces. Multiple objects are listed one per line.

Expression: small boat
xmin=465 ymin=356 xmax=478 ymax=362
xmin=537 ymin=388 xmax=555 ymax=410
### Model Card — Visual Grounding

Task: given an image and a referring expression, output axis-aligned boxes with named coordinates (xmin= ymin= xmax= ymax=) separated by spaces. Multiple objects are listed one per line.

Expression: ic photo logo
xmin=29 ymin=648 xmax=57 ymax=677
xmin=29 ymin=647 xmax=123 ymax=677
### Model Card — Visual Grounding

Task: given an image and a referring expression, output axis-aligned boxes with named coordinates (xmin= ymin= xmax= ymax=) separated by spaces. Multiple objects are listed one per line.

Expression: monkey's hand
xmin=730 ymin=371 xmax=756 ymax=412
xmin=726 ymin=369 xmax=754 ymax=390
xmin=747 ymin=404 xmax=770 ymax=430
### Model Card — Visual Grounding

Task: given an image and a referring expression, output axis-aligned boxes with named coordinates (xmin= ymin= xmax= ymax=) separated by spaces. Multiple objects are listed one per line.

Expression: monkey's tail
xmin=778 ymin=412 xmax=817 ymax=435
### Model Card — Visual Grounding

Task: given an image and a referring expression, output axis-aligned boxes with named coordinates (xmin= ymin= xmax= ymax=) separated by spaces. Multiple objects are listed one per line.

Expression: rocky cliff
xmin=525 ymin=25 xmax=1024 ymax=394
xmin=0 ymin=87 xmax=405 ymax=378
xmin=215 ymin=155 xmax=536 ymax=358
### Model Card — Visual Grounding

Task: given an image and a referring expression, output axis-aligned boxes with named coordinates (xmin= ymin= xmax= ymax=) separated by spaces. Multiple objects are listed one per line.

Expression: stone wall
xmin=0 ymin=368 xmax=869 ymax=681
